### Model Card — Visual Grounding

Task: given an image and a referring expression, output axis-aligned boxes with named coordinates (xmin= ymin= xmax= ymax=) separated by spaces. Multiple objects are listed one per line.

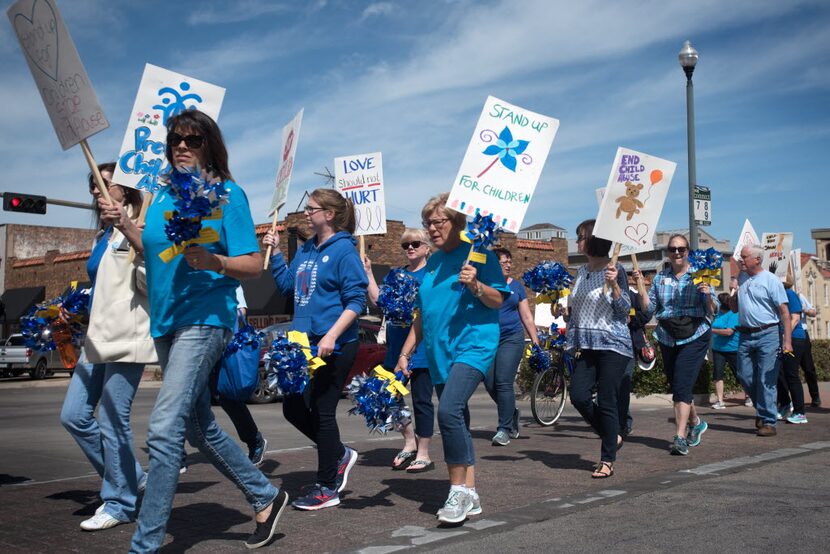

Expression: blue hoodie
xmin=270 ymin=231 xmax=368 ymax=345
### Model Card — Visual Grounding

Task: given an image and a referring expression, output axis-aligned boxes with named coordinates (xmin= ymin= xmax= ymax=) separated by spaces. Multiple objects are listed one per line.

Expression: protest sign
xmin=268 ymin=109 xmax=304 ymax=214
xmin=447 ymin=96 xmax=559 ymax=232
xmin=334 ymin=152 xmax=386 ymax=236
xmin=593 ymin=147 xmax=676 ymax=249
xmin=112 ymin=64 xmax=225 ymax=192
xmin=790 ymin=248 xmax=802 ymax=294
xmin=760 ymin=232 xmax=793 ymax=280
xmin=595 ymin=187 xmax=652 ymax=256
xmin=732 ymin=219 xmax=759 ymax=261
xmin=8 ymin=0 xmax=109 ymax=150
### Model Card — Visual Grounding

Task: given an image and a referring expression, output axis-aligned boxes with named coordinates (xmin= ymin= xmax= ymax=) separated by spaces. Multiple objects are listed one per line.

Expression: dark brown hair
xmin=310 ymin=188 xmax=356 ymax=234
xmin=493 ymin=247 xmax=512 ymax=260
xmin=576 ymin=219 xmax=612 ymax=258
xmin=89 ymin=162 xmax=143 ymax=228
xmin=165 ymin=110 xmax=233 ymax=182
xmin=667 ymin=233 xmax=690 ymax=249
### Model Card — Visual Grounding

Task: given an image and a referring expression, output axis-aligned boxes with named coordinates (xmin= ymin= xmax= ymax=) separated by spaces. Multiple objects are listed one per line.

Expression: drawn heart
xmin=13 ymin=0 xmax=60 ymax=82
xmin=625 ymin=223 xmax=649 ymax=245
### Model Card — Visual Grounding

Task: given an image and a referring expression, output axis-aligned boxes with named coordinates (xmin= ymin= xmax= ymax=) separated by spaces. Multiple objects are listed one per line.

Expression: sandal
xmin=405 ymin=460 xmax=435 ymax=473
xmin=591 ymin=461 xmax=614 ymax=479
xmin=392 ymin=450 xmax=417 ymax=470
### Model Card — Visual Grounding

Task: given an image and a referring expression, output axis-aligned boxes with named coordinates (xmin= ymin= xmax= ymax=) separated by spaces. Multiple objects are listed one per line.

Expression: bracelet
xmin=399 ymin=352 xmax=411 ymax=360
xmin=216 ymin=255 xmax=227 ymax=275
xmin=473 ymin=283 xmax=484 ymax=298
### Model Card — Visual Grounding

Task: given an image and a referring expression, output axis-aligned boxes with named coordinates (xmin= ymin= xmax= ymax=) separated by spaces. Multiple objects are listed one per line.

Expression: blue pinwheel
xmin=478 ymin=126 xmax=530 ymax=178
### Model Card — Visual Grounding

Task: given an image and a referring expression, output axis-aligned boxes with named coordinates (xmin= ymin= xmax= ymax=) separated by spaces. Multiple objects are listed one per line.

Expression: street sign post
xmin=693 ymin=185 xmax=711 ymax=226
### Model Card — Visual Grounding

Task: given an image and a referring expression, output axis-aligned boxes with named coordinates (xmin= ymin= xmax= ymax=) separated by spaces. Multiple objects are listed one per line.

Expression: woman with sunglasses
xmin=132 ymin=110 xmax=287 ymax=552
xmin=263 ymin=189 xmax=367 ymax=510
xmin=632 ymin=234 xmax=718 ymax=456
xmin=364 ymin=228 xmax=435 ymax=472
xmin=394 ymin=193 xmax=508 ymax=524
xmin=485 ymin=247 xmax=540 ymax=446
xmin=60 ymin=162 xmax=154 ymax=532
xmin=566 ymin=220 xmax=631 ymax=479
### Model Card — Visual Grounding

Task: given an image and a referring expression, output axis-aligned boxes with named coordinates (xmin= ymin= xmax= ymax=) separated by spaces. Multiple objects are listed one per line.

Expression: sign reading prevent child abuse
xmin=112 ymin=64 xmax=225 ymax=192
xmin=447 ymin=96 xmax=559 ymax=233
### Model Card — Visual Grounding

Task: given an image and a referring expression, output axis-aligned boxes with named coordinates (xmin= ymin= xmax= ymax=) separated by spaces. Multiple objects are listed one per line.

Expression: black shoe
xmin=248 ymin=433 xmax=268 ymax=467
xmin=811 ymin=399 xmax=822 ymax=408
xmin=245 ymin=490 xmax=288 ymax=549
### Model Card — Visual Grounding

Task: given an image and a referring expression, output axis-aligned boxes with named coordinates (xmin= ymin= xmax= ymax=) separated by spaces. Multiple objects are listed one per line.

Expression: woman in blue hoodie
xmin=263 ymin=189 xmax=368 ymax=511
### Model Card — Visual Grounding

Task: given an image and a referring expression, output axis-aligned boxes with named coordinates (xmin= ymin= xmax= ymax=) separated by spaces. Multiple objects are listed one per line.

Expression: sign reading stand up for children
xmin=334 ymin=152 xmax=386 ymax=235
xmin=8 ymin=0 xmax=109 ymax=149
xmin=112 ymin=64 xmax=225 ymax=192
xmin=593 ymin=147 xmax=676 ymax=249
xmin=447 ymin=96 xmax=559 ymax=232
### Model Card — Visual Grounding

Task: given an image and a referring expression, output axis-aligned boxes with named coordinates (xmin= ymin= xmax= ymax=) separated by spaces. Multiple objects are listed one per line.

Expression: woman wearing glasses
xmin=263 ymin=189 xmax=367 ymax=510
xmin=133 ymin=110 xmax=287 ymax=551
xmin=485 ymin=247 xmax=540 ymax=446
xmin=632 ymin=234 xmax=718 ymax=456
xmin=395 ymin=193 xmax=508 ymax=524
xmin=364 ymin=228 xmax=435 ymax=472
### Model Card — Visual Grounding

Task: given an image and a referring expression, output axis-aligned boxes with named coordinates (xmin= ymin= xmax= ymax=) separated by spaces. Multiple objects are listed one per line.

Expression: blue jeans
xmin=659 ymin=331 xmax=711 ymax=403
xmin=130 ymin=326 xmax=278 ymax=553
xmin=435 ymin=363 xmax=483 ymax=466
xmin=484 ymin=331 xmax=525 ymax=433
xmin=60 ymin=354 xmax=145 ymax=522
xmin=737 ymin=327 xmax=780 ymax=426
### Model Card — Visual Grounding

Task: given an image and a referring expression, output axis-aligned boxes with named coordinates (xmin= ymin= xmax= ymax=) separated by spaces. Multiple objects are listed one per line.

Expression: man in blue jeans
xmin=736 ymin=245 xmax=792 ymax=437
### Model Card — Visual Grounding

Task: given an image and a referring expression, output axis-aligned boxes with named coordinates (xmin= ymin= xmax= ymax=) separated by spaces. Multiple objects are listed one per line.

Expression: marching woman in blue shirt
xmin=263 ymin=189 xmax=368 ymax=510
xmin=132 ymin=110 xmax=286 ymax=552
xmin=394 ymin=193 xmax=509 ymax=524
xmin=632 ymin=234 xmax=718 ymax=457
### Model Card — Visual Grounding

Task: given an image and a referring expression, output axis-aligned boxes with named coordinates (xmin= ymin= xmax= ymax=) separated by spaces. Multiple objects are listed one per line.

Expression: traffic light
xmin=2 ymin=192 xmax=47 ymax=214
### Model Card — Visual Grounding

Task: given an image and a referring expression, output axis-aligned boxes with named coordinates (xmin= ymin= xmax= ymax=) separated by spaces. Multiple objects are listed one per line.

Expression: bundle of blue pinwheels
xmin=20 ymin=288 xmax=90 ymax=352
xmin=346 ymin=366 xmax=411 ymax=434
xmin=522 ymin=261 xmax=574 ymax=303
xmin=462 ymin=213 xmax=500 ymax=264
xmin=539 ymin=323 xmax=567 ymax=350
xmin=376 ymin=268 xmax=419 ymax=326
xmin=163 ymin=167 xmax=229 ymax=246
xmin=224 ymin=323 xmax=265 ymax=356
xmin=688 ymin=247 xmax=723 ymax=287
xmin=264 ymin=335 xmax=310 ymax=395
xmin=525 ymin=343 xmax=551 ymax=372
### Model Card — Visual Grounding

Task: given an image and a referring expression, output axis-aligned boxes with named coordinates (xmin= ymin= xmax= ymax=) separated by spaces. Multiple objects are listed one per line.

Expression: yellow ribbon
xmin=372 ymin=365 xmax=410 ymax=397
xmin=158 ymin=227 xmax=221 ymax=263
xmin=692 ymin=268 xmax=721 ymax=288
xmin=459 ymin=232 xmax=488 ymax=264
xmin=163 ymin=208 xmax=223 ymax=220
xmin=538 ymin=288 xmax=570 ymax=304
xmin=287 ymin=330 xmax=327 ymax=375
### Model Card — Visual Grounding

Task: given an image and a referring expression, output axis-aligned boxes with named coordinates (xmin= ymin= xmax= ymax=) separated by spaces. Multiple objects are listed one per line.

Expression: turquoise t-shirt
xmin=142 ymin=179 xmax=259 ymax=338
xmin=711 ymin=310 xmax=739 ymax=352
xmin=416 ymin=244 xmax=509 ymax=384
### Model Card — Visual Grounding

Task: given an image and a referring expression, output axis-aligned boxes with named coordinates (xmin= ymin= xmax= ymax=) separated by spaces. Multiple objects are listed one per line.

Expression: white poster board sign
xmin=533 ymin=294 xmax=567 ymax=330
xmin=268 ymin=108 xmax=304 ymax=214
xmin=790 ymin=248 xmax=802 ymax=294
xmin=447 ymin=96 xmax=559 ymax=233
xmin=760 ymin=232 xmax=793 ymax=279
xmin=8 ymin=0 xmax=109 ymax=150
xmin=334 ymin=152 xmax=386 ymax=235
xmin=593 ymin=147 xmax=676 ymax=249
xmin=732 ymin=219 xmax=759 ymax=261
xmin=112 ymin=64 xmax=225 ymax=192
xmin=595 ymin=187 xmax=652 ymax=256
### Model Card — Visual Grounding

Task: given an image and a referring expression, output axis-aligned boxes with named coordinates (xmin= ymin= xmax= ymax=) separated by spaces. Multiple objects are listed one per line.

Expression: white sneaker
xmin=468 ymin=493 xmax=483 ymax=516
xmin=80 ymin=512 xmax=123 ymax=531
xmin=711 ymin=401 xmax=726 ymax=410
xmin=744 ymin=398 xmax=753 ymax=407
xmin=436 ymin=489 xmax=472 ymax=523
xmin=94 ymin=503 xmax=106 ymax=516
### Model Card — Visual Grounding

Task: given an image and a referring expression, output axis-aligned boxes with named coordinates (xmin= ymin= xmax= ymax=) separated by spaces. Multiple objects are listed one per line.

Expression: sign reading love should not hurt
xmin=8 ymin=0 xmax=109 ymax=150
xmin=112 ymin=64 xmax=225 ymax=192
xmin=447 ymin=96 xmax=559 ymax=233
xmin=593 ymin=147 xmax=676 ymax=249
xmin=334 ymin=152 xmax=386 ymax=235
xmin=268 ymin=108 xmax=304 ymax=214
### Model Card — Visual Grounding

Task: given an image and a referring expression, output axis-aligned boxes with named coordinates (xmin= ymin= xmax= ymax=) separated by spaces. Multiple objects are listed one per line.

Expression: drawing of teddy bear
xmin=615 ymin=181 xmax=644 ymax=221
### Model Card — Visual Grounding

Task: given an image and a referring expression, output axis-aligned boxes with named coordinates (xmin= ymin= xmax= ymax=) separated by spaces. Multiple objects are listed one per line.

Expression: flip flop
xmin=405 ymin=460 xmax=435 ymax=473
xmin=591 ymin=461 xmax=614 ymax=479
xmin=392 ymin=450 xmax=417 ymax=470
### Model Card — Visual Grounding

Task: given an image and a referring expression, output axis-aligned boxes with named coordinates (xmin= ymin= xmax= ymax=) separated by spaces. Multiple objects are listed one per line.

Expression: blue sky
xmin=2 ymin=0 xmax=828 ymax=253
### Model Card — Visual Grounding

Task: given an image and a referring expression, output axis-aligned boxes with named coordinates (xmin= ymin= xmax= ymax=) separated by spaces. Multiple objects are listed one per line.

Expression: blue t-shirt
xmin=383 ymin=266 xmax=428 ymax=370
xmin=711 ymin=310 xmax=739 ymax=352
xmin=416 ymin=244 xmax=509 ymax=384
xmin=737 ymin=270 xmax=787 ymax=327
xmin=498 ymin=279 xmax=528 ymax=337
xmin=142 ymin=179 xmax=259 ymax=338
xmin=86 ymin=227 xmax=113 ymax=286
xmin=786 ymin=289 xmax=806 ymax=340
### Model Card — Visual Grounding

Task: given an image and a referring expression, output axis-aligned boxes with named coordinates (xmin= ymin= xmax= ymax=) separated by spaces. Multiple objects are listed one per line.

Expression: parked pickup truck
xmin=0 ymin=334 xmax=76 ymax=380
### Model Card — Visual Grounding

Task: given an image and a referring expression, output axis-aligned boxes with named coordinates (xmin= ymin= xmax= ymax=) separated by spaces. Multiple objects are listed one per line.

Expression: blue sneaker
xmin=248 ymin=433 xmax=268 ymax=467
xmin=687 ymin=418 xmax=708 ymax=447
xmin=335 ymin=446 xmax=358 ymax=493
xmin=786 ymin=413 xmax=808 ymax=425
xmin=291 ymin=484 xmax=340 ymax=511
xmin=670 ymin=435 xmax=689 ymax=456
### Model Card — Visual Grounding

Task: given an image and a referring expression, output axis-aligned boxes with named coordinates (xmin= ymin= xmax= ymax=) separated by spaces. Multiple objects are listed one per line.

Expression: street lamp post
xmin=679 ymin=40 xmax=699 ymax=250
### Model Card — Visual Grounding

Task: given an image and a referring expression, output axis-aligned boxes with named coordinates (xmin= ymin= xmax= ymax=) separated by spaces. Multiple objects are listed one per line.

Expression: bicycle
xmin=530 ymin=345 xmax=574 ymax=427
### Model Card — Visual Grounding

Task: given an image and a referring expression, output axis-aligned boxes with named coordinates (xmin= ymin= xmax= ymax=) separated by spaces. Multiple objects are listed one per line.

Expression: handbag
xmin=659 ymin=316 xmax=702 ymax=340
xmin=217 ymin=315 xmax=262 ymax=401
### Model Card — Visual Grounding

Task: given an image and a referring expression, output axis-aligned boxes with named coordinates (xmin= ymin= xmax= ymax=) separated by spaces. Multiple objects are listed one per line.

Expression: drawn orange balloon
xmin=650 ymin=170 xmax=663 ymax=185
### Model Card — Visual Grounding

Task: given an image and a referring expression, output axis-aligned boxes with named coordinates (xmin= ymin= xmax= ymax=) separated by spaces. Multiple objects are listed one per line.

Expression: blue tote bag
xmin=217 ymin=316 xmax=262 ymax=401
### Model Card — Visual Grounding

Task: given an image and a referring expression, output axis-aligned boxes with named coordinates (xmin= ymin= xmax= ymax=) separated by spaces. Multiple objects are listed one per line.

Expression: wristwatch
xmin=216 ymin=255 xmax=227 ymax=275
xmin=473 ymin=283 xmax=484 ymax=298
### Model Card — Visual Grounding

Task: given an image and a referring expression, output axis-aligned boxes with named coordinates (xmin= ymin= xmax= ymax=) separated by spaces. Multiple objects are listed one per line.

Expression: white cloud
xmin=360 ymin=2 xmax=396 ymax=21
xmin=186 ymin=0 xmax=290 ymax=25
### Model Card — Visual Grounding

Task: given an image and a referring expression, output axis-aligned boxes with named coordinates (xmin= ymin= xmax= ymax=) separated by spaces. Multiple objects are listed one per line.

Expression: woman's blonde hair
xmin=401 ymin=227 xmax=429 ymax=243
xmin=310 ymin=188 xmax=356 ymax=234
xmin=421 ymin=192 xmax=466 ymax=232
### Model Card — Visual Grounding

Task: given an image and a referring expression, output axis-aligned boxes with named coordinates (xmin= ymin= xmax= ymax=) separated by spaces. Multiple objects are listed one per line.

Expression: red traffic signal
xmin=3 ymin=192 xmax=47 ymax=214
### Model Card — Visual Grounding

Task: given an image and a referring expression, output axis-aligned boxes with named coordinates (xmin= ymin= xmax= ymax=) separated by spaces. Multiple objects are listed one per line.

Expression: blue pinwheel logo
xmin=478 ymin=126 xmax=530 ymax=178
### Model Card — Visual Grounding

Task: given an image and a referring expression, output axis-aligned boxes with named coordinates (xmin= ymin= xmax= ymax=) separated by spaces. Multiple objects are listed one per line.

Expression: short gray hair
xmin=744 ymin=244 xmax=764 ymax=260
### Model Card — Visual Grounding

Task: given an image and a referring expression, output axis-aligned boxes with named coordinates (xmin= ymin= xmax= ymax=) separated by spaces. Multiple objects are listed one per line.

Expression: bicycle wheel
xmin=531 ymin=367 xmax=567 ymax=426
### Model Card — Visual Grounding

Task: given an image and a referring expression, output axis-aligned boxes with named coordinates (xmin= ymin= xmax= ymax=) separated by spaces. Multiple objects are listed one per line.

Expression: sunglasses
xmin=668 ymin=246 xmax=688 ymax=253
xmin=168 ymin=132 xmax=204 ymax=149
xmin=401 ymin=241 xmax=423 ymax=250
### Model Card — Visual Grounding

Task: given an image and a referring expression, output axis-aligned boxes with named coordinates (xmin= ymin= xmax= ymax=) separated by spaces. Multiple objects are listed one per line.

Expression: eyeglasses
xmin=304 ymin=205 xmax=326 ymax=214
xmin=401 ymin=241 xmax=423 ymax=250
xmin=422 ymin=218 xmax=450 ymax=229
xmin=668 ymin=246 xmax=688 ymax=253
xmin=168 ymin=132 xmax=204 ymax=149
